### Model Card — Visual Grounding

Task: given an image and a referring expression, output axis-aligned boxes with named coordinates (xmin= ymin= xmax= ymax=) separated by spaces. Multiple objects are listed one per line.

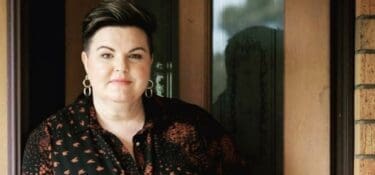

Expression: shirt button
xmin=135 ymin=142 xmax=140 ymax=146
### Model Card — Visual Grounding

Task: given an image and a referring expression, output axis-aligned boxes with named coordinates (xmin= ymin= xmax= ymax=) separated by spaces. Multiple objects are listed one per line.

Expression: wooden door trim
xmin=7 ymin=0 xmax=22 ymax=174
xmin=179 ymin=0 xmax=212 ymax=110
xmin=330 ymin=0 xmax=355 ymax=174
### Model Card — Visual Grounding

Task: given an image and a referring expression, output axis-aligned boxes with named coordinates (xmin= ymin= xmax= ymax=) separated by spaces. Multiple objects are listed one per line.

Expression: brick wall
xmin=355 ymin=0 xmax=375 ymax=175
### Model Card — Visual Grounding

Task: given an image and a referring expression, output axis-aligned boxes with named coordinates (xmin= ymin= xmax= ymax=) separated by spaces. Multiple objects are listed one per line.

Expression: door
xmin=179 ymin=1 xmax=284 ymax=174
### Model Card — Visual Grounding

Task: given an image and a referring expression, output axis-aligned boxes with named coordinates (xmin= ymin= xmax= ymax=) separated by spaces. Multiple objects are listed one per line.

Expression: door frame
xmin=7 ymin=0 xmax=21 ymax=174
xmin=8 ymin=0 xmax=337 ymax=174
xmin=330 ymin=0 xmax=355 ymax=174
xmin=178 ymin=0 xmax=212 ymax=110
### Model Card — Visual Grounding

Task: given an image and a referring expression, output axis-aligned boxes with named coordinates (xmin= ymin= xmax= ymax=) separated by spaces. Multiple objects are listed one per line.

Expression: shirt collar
xmin=67 ymin=94 xmax=165 ymax=135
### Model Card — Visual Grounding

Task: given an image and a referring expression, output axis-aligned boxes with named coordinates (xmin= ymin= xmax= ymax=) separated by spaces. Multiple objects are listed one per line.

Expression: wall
xmin=0 ymin=0 xmax=7 ymax=173
xmin=284 ymin=0 xmax=330 ymax=174
xmin=354 ymin=0 xmax=375 ymax=174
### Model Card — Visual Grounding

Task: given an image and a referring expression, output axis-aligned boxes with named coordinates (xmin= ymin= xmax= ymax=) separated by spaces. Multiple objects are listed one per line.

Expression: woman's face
xmin=81 ymin=26 xmax=152 ymax=103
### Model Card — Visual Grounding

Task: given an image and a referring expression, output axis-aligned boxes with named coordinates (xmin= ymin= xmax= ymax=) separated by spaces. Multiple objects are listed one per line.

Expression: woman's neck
xmin=92 ymin=96 xmax=145 ymax=125
xmin=92 ymin=96 xmax=145 ymax=158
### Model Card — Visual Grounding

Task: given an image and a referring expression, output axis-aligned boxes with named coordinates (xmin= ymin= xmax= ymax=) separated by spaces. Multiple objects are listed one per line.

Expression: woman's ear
xmin=81 ymin=51 xmax=89 ymax=73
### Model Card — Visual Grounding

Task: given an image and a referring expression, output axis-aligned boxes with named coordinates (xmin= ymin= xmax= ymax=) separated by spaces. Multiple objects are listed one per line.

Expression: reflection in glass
xmin=153 ymin=61 xmax=174 ymax=97
xmin=212 ymin=0 xmax=284 ymax=174
xmin=136 ymin=0 xmax=178 ymax=98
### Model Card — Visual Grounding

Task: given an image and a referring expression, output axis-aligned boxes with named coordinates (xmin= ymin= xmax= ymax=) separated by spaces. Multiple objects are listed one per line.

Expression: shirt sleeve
xmin=22 ymin=121 xmax=53 ymax=175
xmin=194 ymin=107 xmax=250 ymax=174
xmin=218 ymin=134 xmax=250 ymax=175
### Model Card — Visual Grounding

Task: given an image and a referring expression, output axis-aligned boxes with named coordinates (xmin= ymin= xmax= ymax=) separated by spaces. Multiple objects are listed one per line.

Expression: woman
xmin=22 ymin=0 xmax=247 ymax=174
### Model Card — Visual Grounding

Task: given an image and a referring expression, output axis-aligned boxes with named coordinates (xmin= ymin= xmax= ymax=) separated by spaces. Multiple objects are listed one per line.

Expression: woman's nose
xmin=114 ymin=58 xmax=129 ymax=72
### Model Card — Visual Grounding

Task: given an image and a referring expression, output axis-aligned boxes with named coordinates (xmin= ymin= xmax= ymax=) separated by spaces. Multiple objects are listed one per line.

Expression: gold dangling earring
xmin=145 ymin=80 xmax=154 ymax=98
xmin=82 ymin=75 xmax=92 ymax=97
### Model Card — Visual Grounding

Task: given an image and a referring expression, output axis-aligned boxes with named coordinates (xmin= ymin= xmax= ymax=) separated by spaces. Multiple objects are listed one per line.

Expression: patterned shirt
xmin=22 ymin=95 xmax=248 ymax=175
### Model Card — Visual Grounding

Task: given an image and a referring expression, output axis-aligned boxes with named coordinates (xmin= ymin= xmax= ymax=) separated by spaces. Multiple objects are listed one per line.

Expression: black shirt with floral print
xmin=22 ymin=95 xmax=248 ymax=175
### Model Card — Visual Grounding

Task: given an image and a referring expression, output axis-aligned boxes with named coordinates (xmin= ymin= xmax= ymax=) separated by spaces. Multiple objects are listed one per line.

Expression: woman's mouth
xmin=110 ymin=79 xmax=132 ymax=85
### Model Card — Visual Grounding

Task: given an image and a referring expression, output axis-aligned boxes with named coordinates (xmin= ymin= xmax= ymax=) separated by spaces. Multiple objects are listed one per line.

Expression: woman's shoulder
xmin=151 ymin=95 xmax=210 ymax=119
xmin=150 ymin=96 xmax=228 ymax=136
xmin=29 ymin=95 xmax=91 ymax=136
xmin=154 ymin=96 xmax=209 ymax=115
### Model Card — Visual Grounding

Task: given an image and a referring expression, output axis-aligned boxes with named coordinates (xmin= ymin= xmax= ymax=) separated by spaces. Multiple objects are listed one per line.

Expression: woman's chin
xmin=92 ymin=89 xmax=143 ymax=104
xmin=107 ymin=93 xmax=140 ymax=104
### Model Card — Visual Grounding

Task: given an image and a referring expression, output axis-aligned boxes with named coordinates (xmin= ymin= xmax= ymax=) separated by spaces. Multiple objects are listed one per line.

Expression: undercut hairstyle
xmin=82 ymin=0 xmax=157 ymax=53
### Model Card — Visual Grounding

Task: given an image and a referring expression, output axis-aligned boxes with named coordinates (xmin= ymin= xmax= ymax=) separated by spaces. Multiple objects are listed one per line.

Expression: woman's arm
xmin=22 ymin=122 xmax=53 ymax=175
xmin=218 ymin=135 xmax=250 ymax=174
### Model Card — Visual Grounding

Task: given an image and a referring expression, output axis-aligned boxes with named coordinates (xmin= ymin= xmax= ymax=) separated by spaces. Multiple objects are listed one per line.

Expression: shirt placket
xmin=132 ymin=132 xmax=149 ymax=174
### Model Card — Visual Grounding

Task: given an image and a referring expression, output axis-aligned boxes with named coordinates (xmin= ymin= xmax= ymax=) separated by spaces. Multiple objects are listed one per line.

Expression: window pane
xmin=211 ymin=0 xmax=284 ymax=174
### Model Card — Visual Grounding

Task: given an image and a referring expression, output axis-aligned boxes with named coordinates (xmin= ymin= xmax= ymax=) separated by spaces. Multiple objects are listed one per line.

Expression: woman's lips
xmin=110 ymin=79 xmax=132 ymax=85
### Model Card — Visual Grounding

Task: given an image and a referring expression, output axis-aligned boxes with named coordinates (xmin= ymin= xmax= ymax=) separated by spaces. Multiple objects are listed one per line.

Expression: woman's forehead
xmin=92 ymin=26 xmax=147 ymax=41
xmin=89 ymin=26 xmax=149 ymax=50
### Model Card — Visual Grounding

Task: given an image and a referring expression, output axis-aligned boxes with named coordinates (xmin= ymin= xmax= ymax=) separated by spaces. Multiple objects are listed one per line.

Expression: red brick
xmin=356 ymin=0 xmax=375 ymax=17
xmin=355 ymin=158 xmax=375 ymax=175
xmin=356 ymin=54 xmax=375 ymax=84
xmin=356 ymin=19 xmax=375 ymax=50
xmin=355 ymin=123 xmax=375 ymax=154
xmin=355 ymin=89 xmax=375 ymax=120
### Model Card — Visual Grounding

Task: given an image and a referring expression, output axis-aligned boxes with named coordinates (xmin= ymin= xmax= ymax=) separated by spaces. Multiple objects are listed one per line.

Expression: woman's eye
xmin=129 ymin=54 xmax=142 ymax=60
xmin=101 ymin=53 xmax=113 ymax=59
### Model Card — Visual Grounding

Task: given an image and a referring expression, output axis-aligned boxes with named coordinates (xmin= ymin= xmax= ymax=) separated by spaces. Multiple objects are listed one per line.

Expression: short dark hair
xmin=82 ymin=0 xmax=156 ymax=53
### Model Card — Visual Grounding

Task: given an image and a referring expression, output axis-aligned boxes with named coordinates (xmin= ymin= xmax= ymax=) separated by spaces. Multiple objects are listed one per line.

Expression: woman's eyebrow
xmin=128 ymin=47 xmax=147 ymax=53
xmin=96 ymin=46 xmax=115 ymax=51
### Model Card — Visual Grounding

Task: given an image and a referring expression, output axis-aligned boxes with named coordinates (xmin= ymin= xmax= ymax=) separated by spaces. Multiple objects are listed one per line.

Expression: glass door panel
xmin=136 ymin=0 xmax=179 ymax=97
xmin=212 ymin=0 xmax=284 ymax=174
